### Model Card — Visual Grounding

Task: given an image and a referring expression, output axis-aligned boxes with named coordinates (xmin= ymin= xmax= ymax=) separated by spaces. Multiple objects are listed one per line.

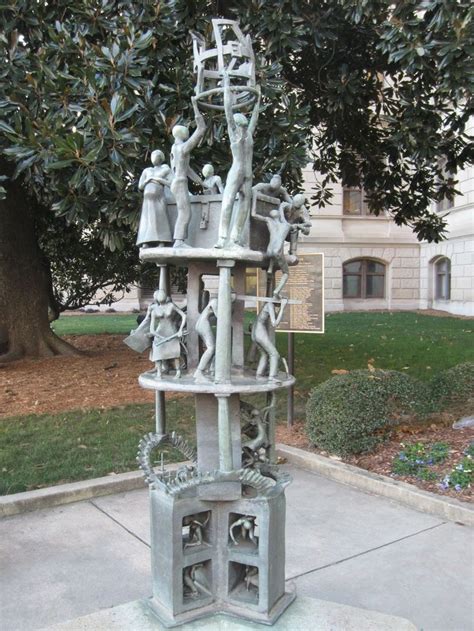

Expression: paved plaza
xmin=1 ymin=465 xmax=472 ymax=631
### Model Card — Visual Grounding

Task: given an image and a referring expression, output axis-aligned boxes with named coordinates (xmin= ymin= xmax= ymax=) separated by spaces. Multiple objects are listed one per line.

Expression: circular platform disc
xmin=138 ymin=369 xmax=295 ymax=394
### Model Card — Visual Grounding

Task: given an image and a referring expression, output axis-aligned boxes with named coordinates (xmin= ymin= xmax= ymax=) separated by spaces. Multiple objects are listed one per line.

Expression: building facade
xmin=299 ymin=162 xmax=473 ymax=316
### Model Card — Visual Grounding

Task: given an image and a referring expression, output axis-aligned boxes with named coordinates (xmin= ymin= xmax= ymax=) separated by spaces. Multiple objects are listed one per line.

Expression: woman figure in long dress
xmin=148 ymin=289 xmax=186 ymax=378
xmin=137 ymin=150 xmax=172 ymax=248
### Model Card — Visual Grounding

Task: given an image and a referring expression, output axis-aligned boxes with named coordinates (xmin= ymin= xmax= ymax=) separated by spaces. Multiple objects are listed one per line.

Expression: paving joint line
xmin=88 ymin=499 xmax=150 ymax=549
xmin=286 ymin=520 xmax=446 ymax=581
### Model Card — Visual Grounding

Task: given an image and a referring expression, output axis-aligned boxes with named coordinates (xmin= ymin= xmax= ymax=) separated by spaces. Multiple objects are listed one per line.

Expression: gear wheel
xmin=137 ymin=431 xmax=197 ymax=488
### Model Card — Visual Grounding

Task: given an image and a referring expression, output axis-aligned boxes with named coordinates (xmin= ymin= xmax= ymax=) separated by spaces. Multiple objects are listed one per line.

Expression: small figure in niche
xmin=183 ymin=563 xmax=211 ymax=598
xmin=251 ymin=298 xmax=288 ymax=381
xmin=148 ymin=289 xmax=186 ymax=378
xmin=229 ymin=514 xmax=258 ymax=547
xmin=253 ymin=173 xmax=292 ymax=203
xmin=170 ymin=96 xmax=206 ymax=247
xmin=244 ymin=566 xmax=259 ymax=593
xmin=216 ymin=71 xmax=260 ymax=248
xmin=136 ymin=150 xmax=172 ymax=248
xmin=240 ymin=400 xmax=272 ymax=468
xmin=202 ymin=163 xmax=224 ymax=194
xmin=252 ymin=205 xmax=292 ymax=299
xmin=183 ymin=512 xmax=210 ymax=549
xmin=194 ymin=295 xmax=218 ymax=379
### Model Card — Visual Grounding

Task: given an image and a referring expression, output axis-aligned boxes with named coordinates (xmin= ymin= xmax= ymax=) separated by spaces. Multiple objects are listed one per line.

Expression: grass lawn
xmin=2 ymin=311 xmax=472 ymax=494
xmin=52 ymin=313 xmax=138 ymax=336
xmin=0 ymin=399 xmax=194 ymax=495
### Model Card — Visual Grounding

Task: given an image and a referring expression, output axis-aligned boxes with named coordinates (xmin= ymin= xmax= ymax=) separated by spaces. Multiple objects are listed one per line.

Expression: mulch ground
xmin=276 ymin=421 xmax=474 ymax=503
xmin=0 ymin=335 xmax=155 ymax=418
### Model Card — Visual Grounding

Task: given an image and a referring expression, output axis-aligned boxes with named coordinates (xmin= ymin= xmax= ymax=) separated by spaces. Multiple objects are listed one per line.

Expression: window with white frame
xmin=343 ymin=259 xmax=385 ymax=299
xmin=434 ymin=258 xmax=451 ymax=300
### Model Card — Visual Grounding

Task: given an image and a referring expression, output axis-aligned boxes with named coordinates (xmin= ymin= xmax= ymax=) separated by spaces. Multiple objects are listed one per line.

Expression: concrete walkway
xmin=1 ymin=465 xmax=472 ymax=631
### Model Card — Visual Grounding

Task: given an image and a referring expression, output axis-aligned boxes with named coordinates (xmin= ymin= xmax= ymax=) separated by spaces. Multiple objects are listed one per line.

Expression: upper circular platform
xmin=139 ymin=369 xmax=295 ymax=395
xmin=140 ymin=245 xmax=298 ymax=268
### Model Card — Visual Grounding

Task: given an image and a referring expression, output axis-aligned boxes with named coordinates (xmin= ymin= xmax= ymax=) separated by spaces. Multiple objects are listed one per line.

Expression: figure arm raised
xmin=268 ymin=299 xmax=288 ymax=328
xmin=185 ymin=96 xmax=206 ymax=151
xmin=248 ymin=86 xmax=261 ymax=135
xmin=223 ymin=72 xmax=237 ymax=137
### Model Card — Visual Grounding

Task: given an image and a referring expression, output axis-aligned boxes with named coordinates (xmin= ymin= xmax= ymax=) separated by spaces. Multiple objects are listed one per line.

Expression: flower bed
xmin=276 ymin=421 xmax=474 ymax=502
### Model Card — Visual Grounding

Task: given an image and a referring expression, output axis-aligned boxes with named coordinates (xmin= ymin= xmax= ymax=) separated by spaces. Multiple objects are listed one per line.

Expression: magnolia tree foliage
xmin=232 ymin=0 xmax=473 ymax=241
xmin=0 ymin=0 xmax=472 ymax=359
xmin=0 ymin=1 xmax=309 ymax=251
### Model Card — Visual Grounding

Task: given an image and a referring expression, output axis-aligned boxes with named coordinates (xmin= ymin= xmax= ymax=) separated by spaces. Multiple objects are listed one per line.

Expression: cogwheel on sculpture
xmin=137 ymin=431 xmax=197 ymax=489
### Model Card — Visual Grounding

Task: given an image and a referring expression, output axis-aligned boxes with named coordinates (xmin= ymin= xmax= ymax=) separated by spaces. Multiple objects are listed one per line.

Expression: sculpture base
xmin=146 ymin=587 xmax=295 ymax=628
xmin=43 ymin=595 xmax=417 ymax=630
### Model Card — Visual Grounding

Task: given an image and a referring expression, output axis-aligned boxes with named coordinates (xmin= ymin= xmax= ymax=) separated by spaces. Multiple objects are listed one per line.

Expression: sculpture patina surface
xmin=126 ymin=17 xmax=311 ymax=628
xmin=137 ymin=150 xmax=173 ymax=248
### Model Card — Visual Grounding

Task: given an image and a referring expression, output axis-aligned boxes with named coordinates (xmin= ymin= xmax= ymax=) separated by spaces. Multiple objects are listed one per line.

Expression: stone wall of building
xmin=301 ymin=159 xmax=473 ymax=316
xmin=419 ymin=163 xmax=474 ymax=316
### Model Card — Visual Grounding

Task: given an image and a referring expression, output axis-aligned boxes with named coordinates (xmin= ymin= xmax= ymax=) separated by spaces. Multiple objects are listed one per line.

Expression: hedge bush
xmin=430 ymin=362 xmax=474 ymax=409
xmin=305 ymin=370 xmax=433 ymax=456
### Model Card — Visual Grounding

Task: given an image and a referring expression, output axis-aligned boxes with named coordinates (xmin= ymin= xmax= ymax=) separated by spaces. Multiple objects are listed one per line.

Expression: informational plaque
xmin=257 ymin=252 xmax=324 ymax=334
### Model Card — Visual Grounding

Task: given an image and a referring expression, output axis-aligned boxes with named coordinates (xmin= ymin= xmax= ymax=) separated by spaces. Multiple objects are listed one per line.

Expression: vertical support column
xmin=265 ymin=270 xmax=278 ymax=464
xmin=216 ymin=395 xmax=233 ymax=471
xmin=231 ymin=265 xmax=246 ymax=369
xmin=155 ymin=391 xmax=166 ymax=435
xmin=287 ymin=332 xmax=295 ymax=428
xmin=215 ymin=260 xmax=234 ymax=383
xmin=214 ymin=260 xmax=235 ymax=474
xmin=158 ymin=264 xmax=169 ymax=294
xmin=154 ymin=264 xmax=169 ymax=435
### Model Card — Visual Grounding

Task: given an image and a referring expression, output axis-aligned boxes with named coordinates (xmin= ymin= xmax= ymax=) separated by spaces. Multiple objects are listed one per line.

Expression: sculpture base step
xmin=42 ymin=594 xmax=417 ymax=630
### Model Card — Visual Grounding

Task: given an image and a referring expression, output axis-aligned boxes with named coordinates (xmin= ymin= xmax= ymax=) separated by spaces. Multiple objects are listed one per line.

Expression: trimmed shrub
xmin=305 ymin=370 xmax=433 ymax=456
xmin=430 ymin=362 xmax=474 ymax=410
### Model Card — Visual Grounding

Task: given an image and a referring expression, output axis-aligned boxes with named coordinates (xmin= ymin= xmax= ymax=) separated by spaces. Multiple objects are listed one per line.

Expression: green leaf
xmin=0 ymin=120 xmax=16 ymax=134
xmin=110 ymin=93 xmax=122 ymax=117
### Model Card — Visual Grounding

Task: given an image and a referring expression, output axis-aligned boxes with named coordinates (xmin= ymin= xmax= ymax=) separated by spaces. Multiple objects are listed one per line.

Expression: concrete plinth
xmin=42 ymin=596 xmax=417 ymax=630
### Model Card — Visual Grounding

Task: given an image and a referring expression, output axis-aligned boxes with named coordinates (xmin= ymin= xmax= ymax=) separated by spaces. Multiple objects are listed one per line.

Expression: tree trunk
xmin=0 ymin=174 xmax=80 ymax=361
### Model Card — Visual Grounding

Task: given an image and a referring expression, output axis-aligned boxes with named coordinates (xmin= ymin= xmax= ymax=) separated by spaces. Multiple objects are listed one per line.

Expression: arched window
xmin=434 ymin=258 xmax=451 ymax=300
xmin=343 ymin=259 xmax=385 ymax=299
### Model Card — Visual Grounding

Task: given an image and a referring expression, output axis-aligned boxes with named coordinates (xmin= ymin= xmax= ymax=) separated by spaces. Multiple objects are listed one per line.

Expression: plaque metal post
xmin=287 ymin=332 xmax=295 ymax=427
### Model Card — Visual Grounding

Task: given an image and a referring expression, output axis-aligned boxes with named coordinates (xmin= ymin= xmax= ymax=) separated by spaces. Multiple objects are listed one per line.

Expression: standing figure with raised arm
xmin=202 ymin=164 xmax=224 ymax=195
xmin=148 ymin=290 xmax=186 ymax=378
xmin=251 ymin=298 xmax=288 ymax=381
xmin=170 ymin=97 xmax=206 ymax=247
xmin=194 ymin=296 xmax=218 ymax=379
xmin=216 ymin=72 xmax=260 ymax=248
xmin=253 ymin=204 xmax=292 ymax=299
xmin=136 ymin=150 xmax=173 ymax=248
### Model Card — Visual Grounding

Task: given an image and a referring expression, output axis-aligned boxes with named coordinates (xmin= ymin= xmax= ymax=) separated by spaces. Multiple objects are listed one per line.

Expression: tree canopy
xmin=0 ymin=0 xmax=472 ymax=359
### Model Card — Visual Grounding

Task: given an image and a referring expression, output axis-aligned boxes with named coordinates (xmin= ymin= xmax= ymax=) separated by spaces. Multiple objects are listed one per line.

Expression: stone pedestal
xmin=147 ymin=487 xmax=291 ymax=627
xmin=43 ymin=596 xmax=418 ymax=630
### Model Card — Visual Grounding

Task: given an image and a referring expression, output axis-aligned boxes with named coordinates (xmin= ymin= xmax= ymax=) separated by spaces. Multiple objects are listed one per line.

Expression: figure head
xmin=150 ymin=150 xmax=164 ymax=166
xmin=270 ymin=174 xmax=282 ymax=190
xmin=233 ymin=112 xmax=248 ymax=127
xmin=293 ymin=193 xmax=306 ymax=208
xmin=270 ymin=209 xmax=279 ymax=219
xmin=153 ymin=289 xmax=167 ymax=304
xmin=172 ymin=125 xmax=189 ymax=141
xmin=202 ymin=163 xmax=214 ymax=178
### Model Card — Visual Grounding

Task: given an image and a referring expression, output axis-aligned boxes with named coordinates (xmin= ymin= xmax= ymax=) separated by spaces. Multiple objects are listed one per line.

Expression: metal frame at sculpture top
xmin=125 ymin=18 xmax=312 ymax=628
